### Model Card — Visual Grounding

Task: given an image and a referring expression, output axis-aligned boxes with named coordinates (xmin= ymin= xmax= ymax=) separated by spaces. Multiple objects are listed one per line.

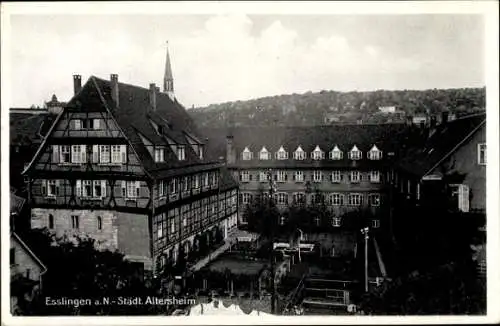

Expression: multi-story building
xmin=206 ymin=124 xmax=409 ymax=231
xmin=22 ymin=47 xmax=238 ymax=274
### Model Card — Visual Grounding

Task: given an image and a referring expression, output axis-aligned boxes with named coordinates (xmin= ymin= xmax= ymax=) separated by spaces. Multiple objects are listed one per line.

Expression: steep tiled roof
xmin=200 ymin=124 xmax=409 ymax=168
xmin=397 ymin=113 xmax=486 ymax=177
xmin=63 ymin=76 xmax=220 ymax=176
xmin=10 ymin=113 xmax=56 ymax=146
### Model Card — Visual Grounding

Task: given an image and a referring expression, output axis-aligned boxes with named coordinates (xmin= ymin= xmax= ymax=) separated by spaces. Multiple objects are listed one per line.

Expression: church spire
xmin=163 ymin=41 xmax=174 ymax=100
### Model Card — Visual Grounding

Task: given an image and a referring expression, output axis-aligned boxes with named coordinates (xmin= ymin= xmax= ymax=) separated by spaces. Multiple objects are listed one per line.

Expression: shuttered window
xmin=458 ymin=184 xmax=470 ymax=212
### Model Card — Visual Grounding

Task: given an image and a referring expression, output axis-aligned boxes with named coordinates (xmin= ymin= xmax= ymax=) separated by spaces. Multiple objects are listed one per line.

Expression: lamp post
xmin=267 ymin=168 xmax=277 ymax=314
xmin=360 ymin=227 xmax=369 ymax=293
xmin=297 ymin=228 xmax=303 ymax=263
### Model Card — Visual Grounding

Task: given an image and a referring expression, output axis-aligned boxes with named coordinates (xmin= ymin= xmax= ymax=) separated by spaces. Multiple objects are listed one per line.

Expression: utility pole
xmin=267 ymin=168 xmax=277 ymax=314
xmin=361 ymin=227 xmax=370 ymax=293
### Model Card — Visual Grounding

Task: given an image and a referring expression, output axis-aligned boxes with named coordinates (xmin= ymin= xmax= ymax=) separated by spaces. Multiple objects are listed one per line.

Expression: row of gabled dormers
xmin=240 ymin=144 xmax=382 ymax=161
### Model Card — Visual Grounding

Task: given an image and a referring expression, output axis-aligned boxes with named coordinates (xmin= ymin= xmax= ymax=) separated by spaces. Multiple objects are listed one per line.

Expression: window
xmin=348 ymin=193 xmax=363 ymax=206
xmin=313 ymin=170 xmax=322 ymax=183
xmin=93 ymin=180 xmax=104 ymax=198
xmin=203 ymin=173 xmax=209 ymax=188
xmin=350 ymin=171 xmax=361 ymax=183
xmin=329 ymin=146 xmax=343 ymax=160
xmin=279 ymin=215 xmax=286 ymax=226
xmin=294 ymin=146 xmax=306 ymax=160
xmin=182 ymin=176 xmax=190 ymax=193
xmin=259 ymin=147 xmax=270 ymax=160
xmin=275 ymin=193 xmax=288 ymax=205
xmin=83 ymin=180 xmax=92 ymax=197
xmin=99 ymin=145 xmax=110 ymax=163
xmin=122 ymin=181 xmax=140 ymax=199
xmin=110 ymin=145 xmax=121 ymax=163
xmin=332 ymin=218 xmax=342 ymax=227
xmin=294 ymin=171 xmax=304 ymax=182
xmin=331 ymin=171 xmax=342 ymax=183
xmin=74 ymin=119 xmax=82 ymax=130
xmin=258 ymin=171 xmax=267 ymax=182
xmin=71 ymin=145 xmax=85 ymax=163
xmin=311 ymin=193 xmax=324 ymax=204
xmin=367 ymin=145 xmax=382 ymax=160
xmin=277 ymin=170 xmax=287 ymax=182
xmin=169 ymin=178 xmax=178 ymax=194
xmin=329 ymin=193 xmax=344 ymax=206
xmin=159 ymin=180 xmax=166 ymax=197
xmin=241 ymin=193 xmax=252 ymax=205
xmin=275 ymin=146 xmax=288 ymax=160
xmin=93 ymin=119 xmax=101 ymax=130
xmin=192 ymin=174 xmax=200 ymax=189
xmin=154 ymin=148 xmax=164 ymax=162
xmin=71 ymin=215 xmax=79 ymax=229
xmin=311 ymin=145 xmax=325 ymax=160
xmin=372 ymin=220 xmax=380 ymax=228
xmin=314 ymin=216 xmax=321 ymax=226
xmin=199 ymin=145 xmax=204 ymax=160
xmin=242 ymin=147 xmax=253 ymax=160
xmin=47 ymin=180 xmax=58 ymax=197
xmin=293 ymin=192 xmax=306 ymax=204
xmin=97 ymin=216 xmax=102 ymax=230
xmin=348 ymin=145 xmax=362 ymax=160
xmin=10 ymin=248 xmax=15 ymax=265
xmin=177 ymin=146 xmax=186 ymax=160
xmin=369 ymin=194 xmax=380 ymax=206
xmin=369 ymin=171 xmax=380 ymax=183
xmin=478 ymin=143 xmax=486 ymax=165
xmin=240 ymin=171 xmax=250 ymax=183
xmin=157 ymin=222 xmax=164 ymax=239
xmin=48 ymin=214 xmax=54 ymax=229
xmin=60 ymin=145 xmax=71 ymax=163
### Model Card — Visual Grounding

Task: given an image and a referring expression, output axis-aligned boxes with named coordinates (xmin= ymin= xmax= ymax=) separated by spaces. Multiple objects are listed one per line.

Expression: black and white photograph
xmin=1 ymin=1 xmax=499 ymax=325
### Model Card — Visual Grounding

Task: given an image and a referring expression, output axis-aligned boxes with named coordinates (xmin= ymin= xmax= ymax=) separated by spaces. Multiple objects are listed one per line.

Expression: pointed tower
xmin=163 ymin=41 xmax=175 ymax=101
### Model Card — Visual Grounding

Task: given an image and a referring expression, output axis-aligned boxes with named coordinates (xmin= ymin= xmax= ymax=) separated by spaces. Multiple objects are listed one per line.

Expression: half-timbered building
xmin=22 ymin=50 xmax=238 ymax=274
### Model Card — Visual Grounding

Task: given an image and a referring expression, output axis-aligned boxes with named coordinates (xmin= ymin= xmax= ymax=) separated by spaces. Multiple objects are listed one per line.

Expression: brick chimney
xmin=226 ymin=135 xmax=236 ymax=164
xmin=149 ymin=83 xmax=157 ymax=111
xmin=110 ymin=74 xmax=119 ymax=107
xmin=73 ymin=75 xmax=82 ymax=95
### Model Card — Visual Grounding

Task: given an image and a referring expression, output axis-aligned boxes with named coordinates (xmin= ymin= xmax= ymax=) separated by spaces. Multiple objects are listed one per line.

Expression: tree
xmin=16 ymin=228 xmax=162 ymax=315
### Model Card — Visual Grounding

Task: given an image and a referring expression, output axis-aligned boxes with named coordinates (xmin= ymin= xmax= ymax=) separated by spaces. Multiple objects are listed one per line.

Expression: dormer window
xmin=329 ymin=146 xmax=343 ymax=160
xmin=294 ymin=146 xmax=306 ymax=160
xmin=199 ymin=144 xmax=204 ymax=160
xmin=348 ymin=145 xmax=362 ymax=160
xmin=259 ymin=147 xmax=271 ymax=160
xmin=177 ymin=146 xmax=186 ymax=161
xmin=367 ymin=145 xmax=382 ymax=160
xmin=154 ymin=147 xmax=165 ymax=162
xmin=275 ymin=146 xmax=288 ymax=160
xmin=241 ymin=147 xmax=253 ymax=160
xmin=311 ymin=145 xmax=325 ymax=160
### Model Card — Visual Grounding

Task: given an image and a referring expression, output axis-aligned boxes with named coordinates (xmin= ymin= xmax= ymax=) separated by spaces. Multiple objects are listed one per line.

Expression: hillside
xmin=188 ymin=88 xmax=486 ymax=127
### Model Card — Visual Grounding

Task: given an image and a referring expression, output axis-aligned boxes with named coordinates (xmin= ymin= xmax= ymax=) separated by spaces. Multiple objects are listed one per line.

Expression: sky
xmin=8 ymin=13 xmax=485 ymax=108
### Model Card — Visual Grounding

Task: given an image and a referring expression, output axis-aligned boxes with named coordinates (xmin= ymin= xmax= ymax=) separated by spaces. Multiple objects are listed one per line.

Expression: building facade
xmin=23 ymin=49 xmax=238 ymax=274
xmin=215 ymin=124 xmax=409 ymax=231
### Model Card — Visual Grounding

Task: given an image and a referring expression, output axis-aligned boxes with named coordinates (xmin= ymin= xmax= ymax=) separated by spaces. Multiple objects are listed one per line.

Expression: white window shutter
xmin=52 ymin=145 xmax=59 ymax=163
xmin=74 ymin=119 xmax=81 ymax=130
xmin=458 ymin=184 xmax=470 ymax=212
xmin=76 ymin=180 xmax=82 ymax=197
xmin=56 ymin=180 xmax=60 ymax=195
xmin=121 ymin=145 xmax=127 ymax=163
xmin=136 ymin=181 xmax=141 ymax=197
xmin=81 ymin=145 xmax=87 ymax=163
xmin=94 ymin=119 xmax=100 ymax=130
xmin=93 ymin=145 xmax=99 ymax=163
xmin=71 ymin=145 xmax=76 ymax=163
xmin=41 ymin=180 xmax=47 ymax=196
xmin=101 ymin=180 xmax=106 ymax=198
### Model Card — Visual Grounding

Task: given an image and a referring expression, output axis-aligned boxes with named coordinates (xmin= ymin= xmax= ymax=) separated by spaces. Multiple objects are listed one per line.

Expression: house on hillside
xmin=22 ymin=46 xmax=238 ymax=276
